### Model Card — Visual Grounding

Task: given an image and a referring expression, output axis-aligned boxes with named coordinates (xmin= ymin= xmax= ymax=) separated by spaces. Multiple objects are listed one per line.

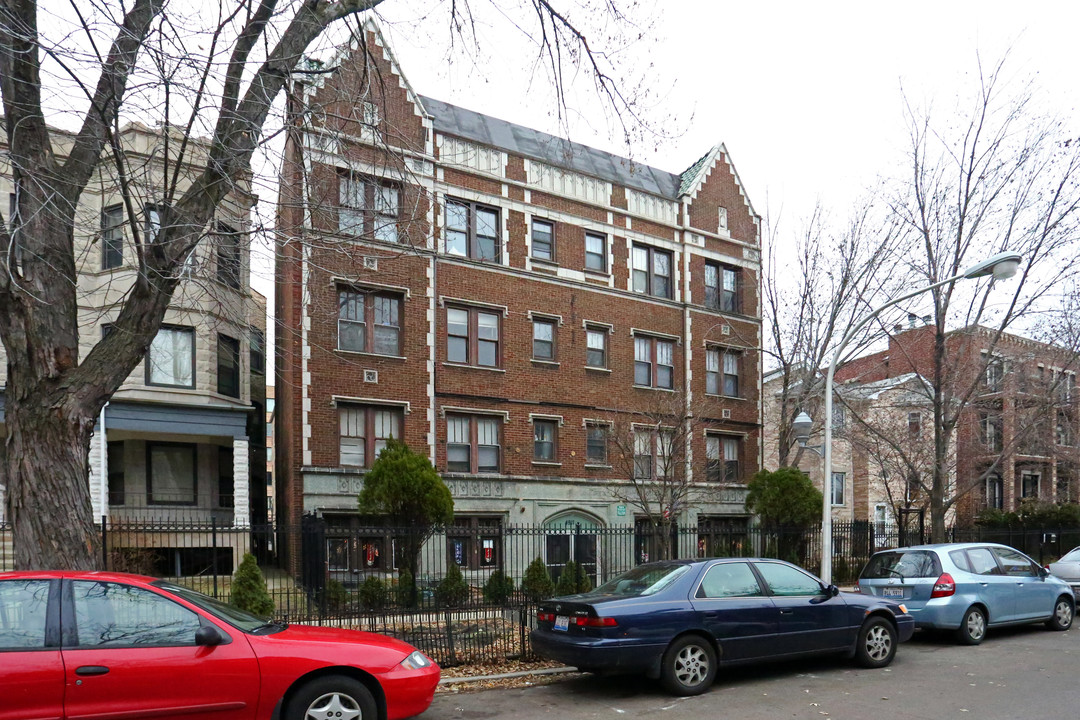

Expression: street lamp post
xmin=815 ymin=252 xmax=1022 ymax=584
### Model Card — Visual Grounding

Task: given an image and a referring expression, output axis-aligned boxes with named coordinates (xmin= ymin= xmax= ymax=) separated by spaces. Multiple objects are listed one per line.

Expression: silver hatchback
xmin=856 ymin=543 xmax=1075 ymax=644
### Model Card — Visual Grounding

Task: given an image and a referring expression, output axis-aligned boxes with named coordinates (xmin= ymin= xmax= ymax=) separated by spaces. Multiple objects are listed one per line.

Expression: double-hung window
xmin=445 ymin=199 xmax=500 ymax=261
xmin=144 ymin=204 xmax=162 ymax=243
xmin=983 ymin=354 xmax=1004 ymax=392
xmin=533 ymin=419 xmax=558 ymax=461
xmin=532 ymin=318 xmax=556 ymax=360
xmin=337 ymin=287 xmax=402 ymax=356
xmin=585 ymin=423 xmax=608 ymax=464
xmin=250 ymin=327 xmax=265 ymax=375
xmin=101 ymin=205 xmax=124 ymax=269
xmin=531 ymin=219 xmax=554 ymax=261
xmin=217 ymin=333 xmax=241 ymax=398
xmin=215 ymin=222 xmax=242 ymax=289
xmin=147 ymin=442 xmax=197 ymax=505
xmin=831 ymin=471 xmax=846 ymax=506
xmin=446 ymin=306 xmax=500 ymax=367
xmin=908 ymin=412 xmax=922 ymax=436
xmin=585 ymin=232 xmax=607 ymax=272
xmin=339 ymin=173 xmax=399 ymax=242
xmin=979 ymin=413 xmax=1003 ymax=452
xmin=146 ymin=326 xmax=195 ymax=388
xmin=706 ymin=348 xmax=740 ymax=396
xmin=634 ymin=336 xmax=674 ymax=389
xmin=706 ymin=435 xmax=741 ymax=483
xmin=446 ymin=414 xmax=501 ymax=473
xmin=339 ymin=406 xmax=403 ymax=467
xmin=634 ymin=429 xmax=674 ymax=480
xmin=705 ymin=263 xmax=740 ymax=312
xmin=632 ymin=244 xmax=673 ymax=299
xmin=586 ymin=327 xmax=607 ymax=368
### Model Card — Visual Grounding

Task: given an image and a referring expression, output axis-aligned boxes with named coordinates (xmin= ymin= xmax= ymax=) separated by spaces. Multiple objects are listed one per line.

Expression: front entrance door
xmin=544 ymin=512 xmax=602 ymax=585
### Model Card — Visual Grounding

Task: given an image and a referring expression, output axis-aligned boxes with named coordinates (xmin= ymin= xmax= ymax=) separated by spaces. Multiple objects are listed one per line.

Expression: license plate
xmin=554 ymin=615 xmax=569 ymax=631
xmin=882 ymin=587 xmax=905 ymax=598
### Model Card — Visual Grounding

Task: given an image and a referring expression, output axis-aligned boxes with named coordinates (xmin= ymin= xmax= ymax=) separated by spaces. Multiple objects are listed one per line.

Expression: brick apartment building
xmin=832 ymin=320 xmax=1078 ymax=526
xmin=0 ymin=123 xmax=268 ymax=574
xmin=275 ymin=24 xmax=764 ymax=577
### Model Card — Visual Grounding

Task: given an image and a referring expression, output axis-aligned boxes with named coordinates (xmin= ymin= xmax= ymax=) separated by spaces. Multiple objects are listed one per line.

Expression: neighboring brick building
xmin=831 ymin=321 xmax=1078 ymax=525
xmin=275 ymin=24 xmax=764 ymax=576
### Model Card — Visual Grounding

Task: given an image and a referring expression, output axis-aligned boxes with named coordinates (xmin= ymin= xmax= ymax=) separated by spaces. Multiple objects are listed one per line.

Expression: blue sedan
xmin=530 ymin=558 xmax=914 ymax=696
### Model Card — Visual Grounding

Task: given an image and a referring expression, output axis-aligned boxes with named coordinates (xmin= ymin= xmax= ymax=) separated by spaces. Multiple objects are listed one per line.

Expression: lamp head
xmin=962 ymin=252 xmax=1023 ymax=280
xmin=792 ymin=411 xmax=813 ymax=447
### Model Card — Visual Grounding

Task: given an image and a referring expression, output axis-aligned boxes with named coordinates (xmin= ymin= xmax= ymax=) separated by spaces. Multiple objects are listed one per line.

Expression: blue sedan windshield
xmin=594 ymin=563 xmax=690 ymax=597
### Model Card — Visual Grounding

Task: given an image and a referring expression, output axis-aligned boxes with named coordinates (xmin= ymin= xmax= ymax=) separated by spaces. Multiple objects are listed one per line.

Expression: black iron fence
xmin=3 ymin=518 xmax=1080 ymax=666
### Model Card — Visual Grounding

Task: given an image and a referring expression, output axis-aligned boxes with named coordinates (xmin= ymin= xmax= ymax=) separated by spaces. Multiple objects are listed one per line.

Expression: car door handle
xmin=704 ymin=611 xmax=719 ymax=619
xmin=979 ymin=582 xmax=989 ymax=587
xmin=75 ymin=666 xmax=110 ymax=677
xmin=779 ymin=609 xmax=794 ymax=615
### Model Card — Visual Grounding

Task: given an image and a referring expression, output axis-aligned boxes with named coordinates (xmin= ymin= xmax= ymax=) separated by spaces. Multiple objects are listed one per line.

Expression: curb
xmin=439 ymin=666 xmax=579 ymax=685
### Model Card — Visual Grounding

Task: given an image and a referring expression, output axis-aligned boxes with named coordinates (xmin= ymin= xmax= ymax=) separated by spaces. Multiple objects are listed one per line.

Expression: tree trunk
xmin=5 ymin=401 xmax=100 ymax=570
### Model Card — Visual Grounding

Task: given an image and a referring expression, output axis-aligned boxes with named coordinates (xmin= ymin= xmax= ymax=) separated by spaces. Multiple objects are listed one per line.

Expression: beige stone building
xmin=0 ymin=123 xmax=267 ymax=572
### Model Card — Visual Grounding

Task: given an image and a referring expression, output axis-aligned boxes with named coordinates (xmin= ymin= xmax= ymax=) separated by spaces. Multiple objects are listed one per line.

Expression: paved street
xmin=428 ymin=626 xmax=1080 ymax=719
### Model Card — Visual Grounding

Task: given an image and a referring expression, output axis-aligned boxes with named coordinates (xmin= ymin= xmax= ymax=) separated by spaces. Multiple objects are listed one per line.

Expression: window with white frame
xmin=831 ymin=471 xmax=845 ymax=506
xmin=586 ymin=327 xmax=607 ymax=368
xmin=635 ymin=336 xmax=674 ymax=389
xmin=1057 ymin=412 xmax=1073 ymax=446
xmin=533 ymin=419 xmax=558 ymax=461
xmin=339 ymin=406 xmax=403 ymax=467
xmin=531 ymin=219 xmax=554 ymax=261
xmin=146 ymin=326 xmax=195 ymax=388
xmin=986 ymin=474 xmax=1003 ymax=509
xmin=445 ymin=199 xmax=499 ymax=261
xmin=101 ymin=205 xmax=124 ymax=269
xmin=979 ymin=412 xmax=1003 ymax=452
xmin=339 ymin=174 xmax=400 ymax=242
xmin=983 ymin=353 xmax=1004 ymax=392
xmin=532 ymin=317 xmax=556 ymax=360
xmin=585 ymin=232 xmax=607 ymax=272
xmin=446 ymin=306 xmax=500 ymax=367
xmin=633 ymin=428 xmax=674 ymax=480
xmin=446 ymin=414 xmax=501 ymax=473
xmin=631 ymin=244 xmax=673 ymax=299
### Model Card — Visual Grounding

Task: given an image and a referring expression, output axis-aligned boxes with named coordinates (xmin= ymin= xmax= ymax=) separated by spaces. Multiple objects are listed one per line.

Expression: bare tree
xmin=0 ymin=0 xmax=660 ymax=569
xmin=762 ymin=201 xmax=903 ymax=469
xmin=873 ymin=56 xmax=1080 ymax=541
xmin=602 ymin=390 xmax=727 ymax=561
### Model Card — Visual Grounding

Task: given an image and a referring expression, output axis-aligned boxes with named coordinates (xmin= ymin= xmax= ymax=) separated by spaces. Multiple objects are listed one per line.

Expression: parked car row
xmin=530 ymin=542 xmax=1076 ymax=696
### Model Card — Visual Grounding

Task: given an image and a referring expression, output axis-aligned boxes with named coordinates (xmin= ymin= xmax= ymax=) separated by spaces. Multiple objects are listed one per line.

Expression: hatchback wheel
xmin=955 ymin=606 xmax=987 ymax=645
xmin=855 ymin=616 xmax=897 ymax=668
xmin=285 ymin=675 xmax=377 ymax=720
xmin=1046 ymin=596 xmax=1074 ymax=631
xmin=660 ymin=634 xmax=717 ymax=696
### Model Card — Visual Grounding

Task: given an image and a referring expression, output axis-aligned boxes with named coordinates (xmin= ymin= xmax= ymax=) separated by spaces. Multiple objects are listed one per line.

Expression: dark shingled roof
xmin=420 ymin=95 xmax=684 ymax=199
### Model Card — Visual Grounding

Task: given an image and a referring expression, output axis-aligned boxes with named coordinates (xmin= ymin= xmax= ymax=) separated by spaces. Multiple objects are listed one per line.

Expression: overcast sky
xmin=370 ymin=0 xmax=1080 ymax=226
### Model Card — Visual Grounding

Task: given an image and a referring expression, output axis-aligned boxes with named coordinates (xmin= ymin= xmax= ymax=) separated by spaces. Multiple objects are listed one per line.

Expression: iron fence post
xmin=212 ymin=518 xmax=219 ymax=599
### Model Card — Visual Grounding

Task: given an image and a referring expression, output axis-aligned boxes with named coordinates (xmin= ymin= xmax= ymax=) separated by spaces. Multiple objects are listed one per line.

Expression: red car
xmin=0 ymin=571 xmax=439 ymax=720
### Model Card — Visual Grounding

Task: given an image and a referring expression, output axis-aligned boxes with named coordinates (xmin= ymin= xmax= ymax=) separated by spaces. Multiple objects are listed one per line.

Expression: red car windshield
xmin=154 ymin=580 xmax=280 ymax=633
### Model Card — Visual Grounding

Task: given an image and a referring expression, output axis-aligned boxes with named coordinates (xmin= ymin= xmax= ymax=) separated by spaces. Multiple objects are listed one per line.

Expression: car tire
xmin=1045 ymin=596 xmax=1074 ymax=631
xmin=660 ymin=634 xmax=717 ymax=696
xmin=854 ymin=616 xmax=897 ymax=668
xmin=955 ymin=606 xmax=987 ymax=645
xmin=285 ymin=675 xmax=378 ymax=720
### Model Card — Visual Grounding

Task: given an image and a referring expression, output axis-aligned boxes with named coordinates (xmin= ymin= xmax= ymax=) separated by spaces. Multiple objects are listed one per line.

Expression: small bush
xmin=358 ymin=576 xmax=388 ymax=611
xmin=230 ymin=553 xmax=274 ymax=616
xmin=482 ymin=569 xmax=515 ymax=604
xmin=436 ymin=562 xmax=470 ymax=607
xmin=320 ymin=579 xmax=350 ymax=612
xmin=555 ymin=559 xmax=592 ymax=596
xmin=395 ymin=569 xmax=416 ymax=607
xmin=521 ymin=556 xmax=555 ymax=601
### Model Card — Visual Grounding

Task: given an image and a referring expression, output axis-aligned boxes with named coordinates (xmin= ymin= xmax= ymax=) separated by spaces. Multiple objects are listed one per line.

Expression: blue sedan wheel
xmin=660 ymin=635 xmax=717 ymax=696
xmin=1046 ymin=596 xmax=1074 ymax=631
xmin=855 ymin=617 xmax=896 ymax=668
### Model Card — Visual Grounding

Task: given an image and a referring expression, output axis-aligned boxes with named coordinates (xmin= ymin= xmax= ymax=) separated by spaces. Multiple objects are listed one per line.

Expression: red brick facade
xmin=275 ymin=26 xmax=764 ymax=571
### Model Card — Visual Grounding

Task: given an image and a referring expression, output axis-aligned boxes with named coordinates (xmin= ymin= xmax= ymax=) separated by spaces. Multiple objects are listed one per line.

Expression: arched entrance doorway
xmin=543 ymin=510 xmax=603 ymax=585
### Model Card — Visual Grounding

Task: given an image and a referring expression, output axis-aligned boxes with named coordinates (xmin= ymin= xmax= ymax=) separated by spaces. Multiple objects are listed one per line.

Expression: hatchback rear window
xmin=861 ymin=550 xmax=940 ymax=579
